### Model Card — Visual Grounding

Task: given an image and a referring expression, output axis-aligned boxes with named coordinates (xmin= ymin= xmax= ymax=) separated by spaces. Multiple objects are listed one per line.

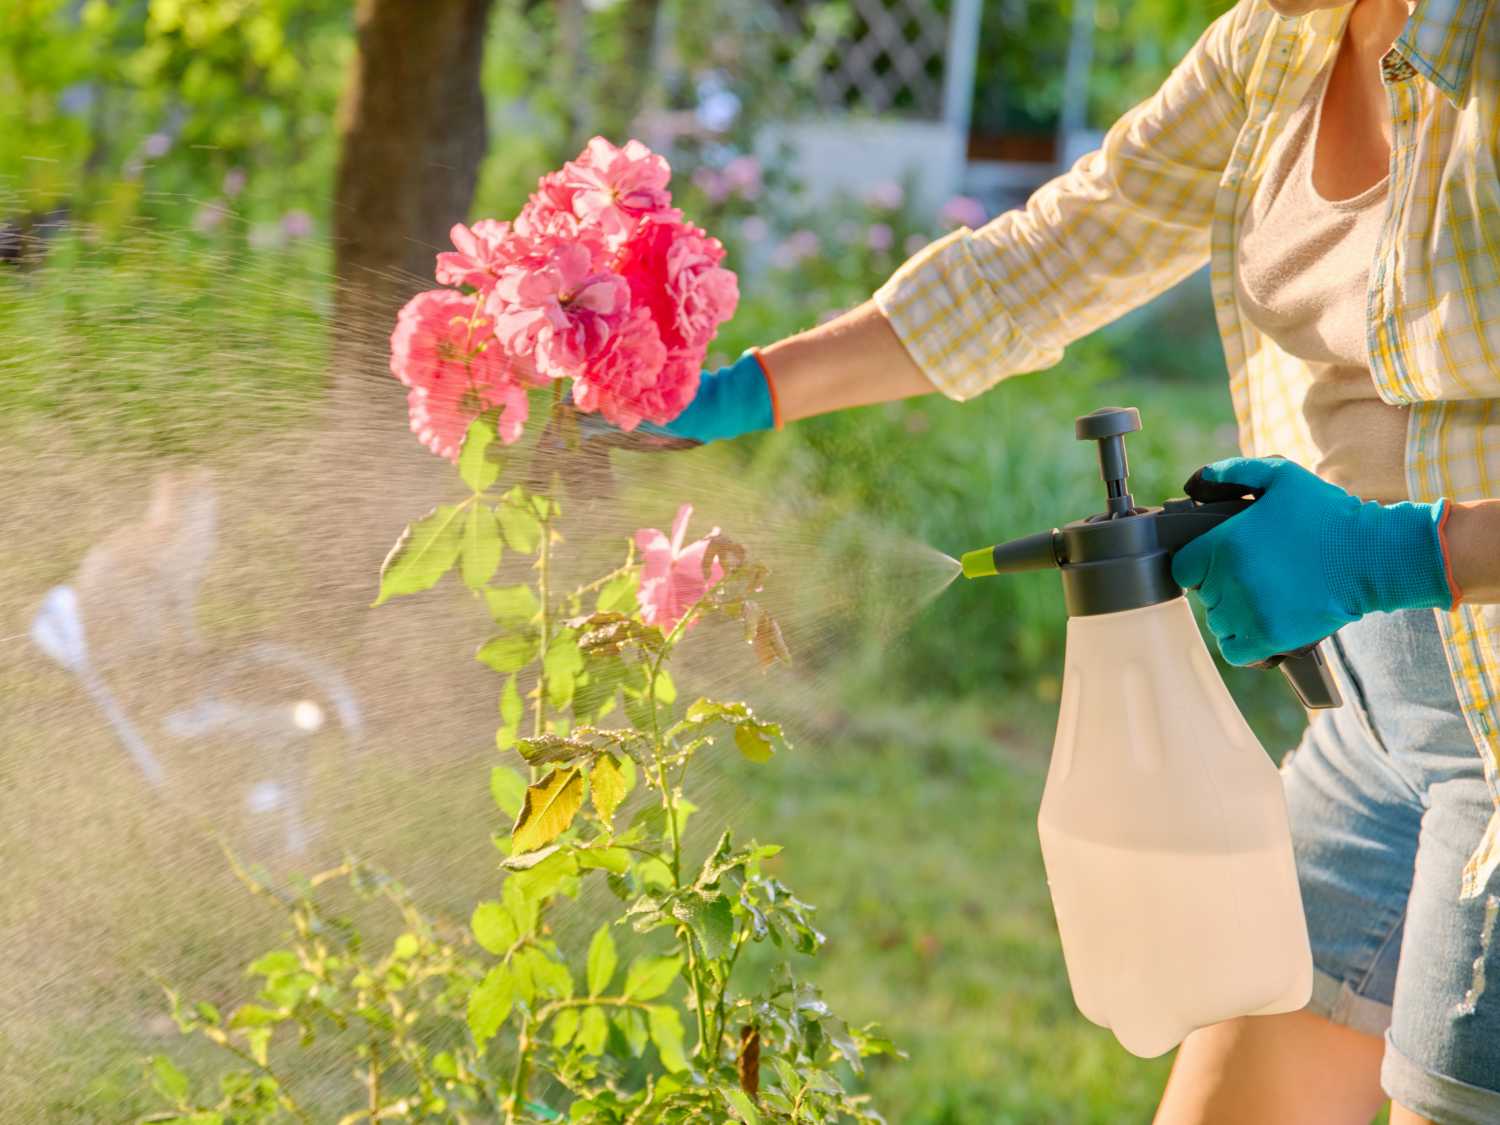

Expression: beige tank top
xmin=1235 ymin=61 xmax=1410 ymax=503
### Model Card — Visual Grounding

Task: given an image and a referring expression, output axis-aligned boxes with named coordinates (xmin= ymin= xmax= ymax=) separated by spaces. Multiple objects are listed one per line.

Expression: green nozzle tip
xmin=960 ymin=547 xmax=998 ymax=579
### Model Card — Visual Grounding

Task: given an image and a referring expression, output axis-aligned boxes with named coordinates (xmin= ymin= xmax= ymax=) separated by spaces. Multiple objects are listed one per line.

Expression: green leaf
xmin=490 ymin=766 xmax=527 ymax=818
xmin=673 ymin=892 xmax=735 ymax=960
xmin=374 ymin=505 xmax=464 ymax=606
xmin=734 ymin=724 xmax=775 ymax=764
xmin=500 ymin=675 xmax=525 ymax=727
xmin=653 ymin=667 xmax=676 ymax=704
xmin=228 ymin=1004 xmax=280 ymax=1028
xmin=392 ymin=932 xmax=420 ymax=960
xmin=623 ymin=955 xmax=681 ymax=1001
xmin=722 ymin=1087 xmax=761 ymax=1124
xmin=511 ymin=767 xmax=585 ymax=853
xmin=467 ymin=965 xmax=514 ymax=1048
xmin=248 ymin=950 xmax=299 ymax=979
xmin=486 ymin=583 xmax=540 ymax=625
xmin=461 ymin=505 xmax=503 ymax=589
xmin=552 ymin=1007 xmax=580 ymax=1047
xmin=522 ymin=947 xmax=573 ymax=998
xmin=245 ymin=1026 xmax=271 ymax=1067
xmin=575 ymin=846 xmax=631 ymax=874
xmin=578 ymin=1005 xmax=608 ymax=1055
xmin=498 ymin=489 xmax=542 ymax=553
xmin=459 ymin=413 xmax=502 ymax=493
xmin=586 ymin=924 xmax=617 ymax=996
xmin=647 ymin=1005 xmax=688 ymax=1072
xmin=590 ymin=753 xmax=628 ymax=830
xmin=619 ymin=1008 xmax=649 ymax=1057
xmin=596 ymin=572 xmax=638 ymax=614
xmin=471 ymin=901 xmax=518 ymax=954
xmin=477 ymin=632 xmax=537 ymax=675
xmin=149 ymin=1055 xmax=190 ymax=1103
xmin=545 ymin=629 xmax=584 ymax=710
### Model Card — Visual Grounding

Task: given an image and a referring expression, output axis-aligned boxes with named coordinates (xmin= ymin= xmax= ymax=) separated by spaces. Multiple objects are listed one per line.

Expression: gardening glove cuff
xmin=1327 ymin=495 xmax=1458 ymax=617
xmin=654 ymin=349 xmax=779 ymax=444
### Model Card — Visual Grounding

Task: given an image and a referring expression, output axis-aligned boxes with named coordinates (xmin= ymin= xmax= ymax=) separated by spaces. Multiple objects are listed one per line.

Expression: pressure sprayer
xmin=961 ymin=406 xmax=1334 ymax=1058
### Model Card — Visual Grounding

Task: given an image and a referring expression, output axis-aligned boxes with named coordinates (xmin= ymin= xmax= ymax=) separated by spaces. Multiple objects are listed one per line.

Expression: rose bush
xmin=140 ymin=140 xmax=894 ymax=1125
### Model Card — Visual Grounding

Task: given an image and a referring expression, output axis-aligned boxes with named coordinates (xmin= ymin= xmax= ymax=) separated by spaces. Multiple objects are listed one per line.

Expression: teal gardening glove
xmin=1170 ymin=458 xmax=1460 ymax=666
xmin=651 ymin=349 xmax=778 ymax=444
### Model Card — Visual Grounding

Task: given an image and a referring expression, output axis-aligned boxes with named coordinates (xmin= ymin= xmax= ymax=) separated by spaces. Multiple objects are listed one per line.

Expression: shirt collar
xmin=1301 ymin=1 xmax=1483 ymax=106
xmin=1390 ymin=0 xmax=1486 ymax=104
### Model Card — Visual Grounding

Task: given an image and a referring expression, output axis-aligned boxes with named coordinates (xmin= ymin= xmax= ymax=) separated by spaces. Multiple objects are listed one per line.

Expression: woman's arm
xmin=1442 ymin=502 xmax=1500 ymax=603
xmin=759 ymin=300 xmax=932 ymax=423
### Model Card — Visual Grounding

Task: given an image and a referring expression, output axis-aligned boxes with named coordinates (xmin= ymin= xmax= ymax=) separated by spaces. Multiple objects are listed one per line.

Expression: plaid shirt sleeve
xmin=875 ymin=0 xmax=1267 ymax=401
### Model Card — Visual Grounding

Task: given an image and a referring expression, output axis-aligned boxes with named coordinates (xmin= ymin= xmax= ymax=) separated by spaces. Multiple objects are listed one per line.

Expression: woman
xmin=621 ymin=1 xmax=1500 ymax=1122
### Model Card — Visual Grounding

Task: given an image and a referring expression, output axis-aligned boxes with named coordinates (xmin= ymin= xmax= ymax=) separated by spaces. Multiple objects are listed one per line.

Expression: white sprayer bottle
xmin=960 ymin=407 xmax=1330 ymax=1058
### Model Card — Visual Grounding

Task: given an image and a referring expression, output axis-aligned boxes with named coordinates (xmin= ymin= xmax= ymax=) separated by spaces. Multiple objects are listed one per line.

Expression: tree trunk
xmin=330 ymin=0 xmax=496 ymax=414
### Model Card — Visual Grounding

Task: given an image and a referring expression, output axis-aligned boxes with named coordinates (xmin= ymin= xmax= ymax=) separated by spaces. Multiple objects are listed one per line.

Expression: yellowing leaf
xmin=374 ymin=505 xmax=464 ymax=606
xmin=734 ymin=724 xmax=774 ymax=763
xmin=590 ymin=753 xmax=628 ymax=830
xmin=511 ymin=767 xmax=584 ymax=854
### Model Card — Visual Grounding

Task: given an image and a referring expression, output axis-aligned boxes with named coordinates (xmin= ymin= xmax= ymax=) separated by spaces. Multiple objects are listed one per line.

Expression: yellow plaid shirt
xmin=876 ymin=0 xmax=1500 ymax=898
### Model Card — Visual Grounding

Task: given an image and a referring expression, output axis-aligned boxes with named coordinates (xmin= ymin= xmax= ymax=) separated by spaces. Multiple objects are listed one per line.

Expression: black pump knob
xmin=1075 ymin=407 xmax=1142 ymax=441
xmin=1075 ymin=407 xmax=1141 ymax=517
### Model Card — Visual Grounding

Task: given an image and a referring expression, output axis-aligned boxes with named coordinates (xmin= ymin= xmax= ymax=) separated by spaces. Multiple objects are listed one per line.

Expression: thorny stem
xmin=367 ymin=1038 xmax=381 ymax=1121
xmin=506 ymin=1016 xmax=533 ymax=1125
xmin=535 ymin=508 xmax=552 ymax=742
xmin=643 ymin=578 xmax=734 ymax=1065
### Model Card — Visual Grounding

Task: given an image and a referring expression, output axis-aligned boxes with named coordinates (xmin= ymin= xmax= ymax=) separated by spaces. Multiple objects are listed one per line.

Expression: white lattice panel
xmin=771 ymin=0 xmax=954 ymax=118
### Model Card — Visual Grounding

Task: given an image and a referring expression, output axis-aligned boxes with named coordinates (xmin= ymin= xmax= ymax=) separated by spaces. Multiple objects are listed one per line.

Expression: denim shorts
xmin=1282 ymin=607 xmax=1500 ymax=1123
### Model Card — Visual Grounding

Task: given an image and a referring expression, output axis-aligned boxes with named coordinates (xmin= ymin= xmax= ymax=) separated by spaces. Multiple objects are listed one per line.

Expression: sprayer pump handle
xmin=1075 ymin=407 xmax=1142 ymax=441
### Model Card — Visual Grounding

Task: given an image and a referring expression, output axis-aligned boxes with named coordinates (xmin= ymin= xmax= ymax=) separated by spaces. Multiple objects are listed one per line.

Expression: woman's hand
xmin=1170 ymin=458 xmax=1458 ymax=665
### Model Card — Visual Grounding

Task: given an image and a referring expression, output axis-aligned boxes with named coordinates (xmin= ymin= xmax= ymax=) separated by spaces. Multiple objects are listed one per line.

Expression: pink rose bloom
xmin=563 ymin=136 xmax=674 ymax=242
xmin=570 ymin=306 xmax=683 ymax=431
xmin=487 ymin=242 xmax=629 ymax=378
xmin=616 ymin=216 xmax=738 ymax=354
xmin=435 ymin=220 xmax=516 ymax=293
xmin=389 ymin=289 xmax=530 ymax=459
xmin=635 ymin=504 xmax=725 ymax=634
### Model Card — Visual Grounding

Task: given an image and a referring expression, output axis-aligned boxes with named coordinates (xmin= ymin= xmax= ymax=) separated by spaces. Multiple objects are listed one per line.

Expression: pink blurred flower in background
xmin=721 ymin=155 xmax=762 ymax=201
xmin=773 ymin=229 xmax=820 ymax=269
xmin=635 ymin=504 xmax=725 ymax=633
xmin=864 ymin=180 xmax=904 ymax=211
xmin=221 ymin=168 xmax=247 ymax=198
xmin=281 ymin=210 xmax=314 ymax=239
xmin=390 ymin=289 xmax=530 ymax=459
xmin=436 ymin=220 xmax=515 ymax=294
xmin=904 ymin=233 xmax=929 ymax=256
xmin=939 ymin=195 xmax=988 ymax=229
xmin=692 ymin=166 xmax=728 ymax=204
xmin=488 ymin=243 xmax=628 ymax=377
xmin=192 ymin=202 xmax=227 ymax=234
xmin=866 ymin=223 xmax=894 ymax=253
xmin=738 ymin=215 xmax=769 ymax=244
